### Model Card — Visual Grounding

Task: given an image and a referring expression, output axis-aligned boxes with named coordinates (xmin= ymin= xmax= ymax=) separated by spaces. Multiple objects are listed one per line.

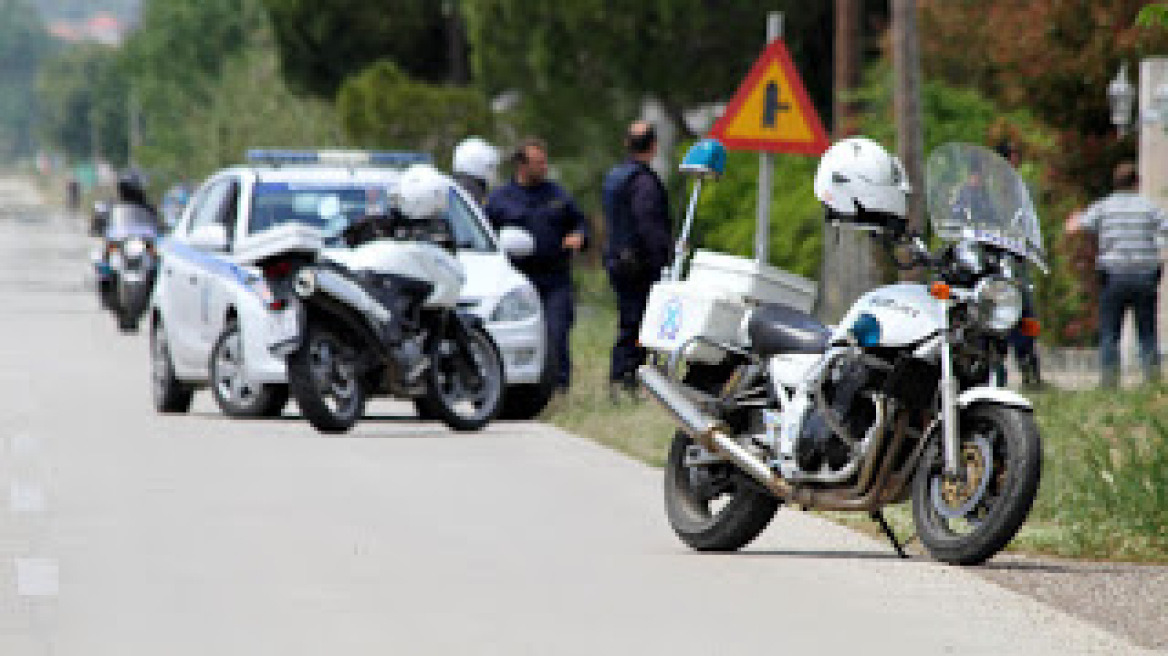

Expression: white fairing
xmin=323 ymin=241 xmax=466 ymax=308
xmin=768 ymin=353 xmax=821 ymax=388
xmin=832 ymin=282 xmax=945 ymax=347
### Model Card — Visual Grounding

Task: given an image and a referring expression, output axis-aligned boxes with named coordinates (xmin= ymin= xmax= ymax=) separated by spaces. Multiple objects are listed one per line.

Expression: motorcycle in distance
xmin=272 ymin=166 xmax=506 ymax=434
xmin=638 ymin=139 xmax=1045 ymax=565
xmin=92 ymin=201 xmax=162 ymax=333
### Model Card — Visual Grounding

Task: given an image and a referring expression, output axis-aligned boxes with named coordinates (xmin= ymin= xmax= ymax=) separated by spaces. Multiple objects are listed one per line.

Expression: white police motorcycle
xmin=280 ymin=166 xmax=505 ymax=434
xmin=638 ymin=139 xmax=1044 ymax=565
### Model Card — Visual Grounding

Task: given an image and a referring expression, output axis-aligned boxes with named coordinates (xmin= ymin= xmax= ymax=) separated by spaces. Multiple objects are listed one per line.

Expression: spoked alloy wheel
xmin=912 ymin=405 xmax=1042 ymax=565
xmin=210 ymin=325 xmax=288 ymax=418
xmin=664 ymin=433 xmax=780 ymax=552
xmin=423 ymin=326 xmax=503 ymax=432
xmin=287 ymin=326 xmax=365 ymax=434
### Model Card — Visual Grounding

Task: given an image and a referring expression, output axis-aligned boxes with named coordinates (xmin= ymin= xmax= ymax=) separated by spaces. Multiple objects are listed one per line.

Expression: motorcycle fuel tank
xmin=831 ymin=283 xmax=944 ymax=347
xmin=323 ymin=241 xmax=466 ymax=308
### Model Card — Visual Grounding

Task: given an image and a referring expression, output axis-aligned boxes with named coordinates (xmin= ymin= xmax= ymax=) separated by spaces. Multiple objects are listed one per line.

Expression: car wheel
xmin=151 ymin=320 xmax=194 ymax=414
xmin=209 ymin=323 xmax=288 ymax=418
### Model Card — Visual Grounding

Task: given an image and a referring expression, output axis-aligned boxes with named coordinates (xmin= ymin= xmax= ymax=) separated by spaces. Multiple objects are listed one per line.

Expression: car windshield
xmin=249 ymin=182 xmax=386 ymax=236
xmin=925 ymin=142 xmax=1046 ymax=271
xmin=446 ymin=190 xmax=496 ymax=252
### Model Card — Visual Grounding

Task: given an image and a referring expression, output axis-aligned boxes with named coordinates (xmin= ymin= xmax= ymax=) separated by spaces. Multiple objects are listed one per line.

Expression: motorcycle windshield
xmin=105 ymin=203 xmax=159 ymax=241
xmin=925 ymin=142 xmax=1046 ymax=271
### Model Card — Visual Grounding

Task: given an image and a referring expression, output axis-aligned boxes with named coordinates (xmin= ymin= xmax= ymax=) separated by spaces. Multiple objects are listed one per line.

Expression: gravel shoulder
xmin=976 ymin=554 xmax=1168 ymax=652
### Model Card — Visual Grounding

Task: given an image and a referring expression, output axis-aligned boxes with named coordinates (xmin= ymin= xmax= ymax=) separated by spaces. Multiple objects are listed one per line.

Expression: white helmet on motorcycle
xmin=395 ymin=164 xmax=451 ymax=221
xmin=453 ymin=137 xmax=501 ymax=186
xmin=814 ymin=137 xmax=911 ymax=232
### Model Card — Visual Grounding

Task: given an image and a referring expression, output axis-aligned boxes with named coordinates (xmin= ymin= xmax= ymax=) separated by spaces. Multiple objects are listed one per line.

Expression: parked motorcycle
xmin=270 ymin=167 xmax=505 ymax=434
xmin=638 ymin=140 xmax=1044 ymax=565
xmin=93 ymin=202 xmax=161 ymax=333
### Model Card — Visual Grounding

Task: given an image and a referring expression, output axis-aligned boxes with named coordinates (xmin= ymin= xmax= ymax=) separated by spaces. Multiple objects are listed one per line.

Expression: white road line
xmin=14 ymin=558 xmax=58 ymax=598
xmin=9 ymin=481 xmax=45 ymax=514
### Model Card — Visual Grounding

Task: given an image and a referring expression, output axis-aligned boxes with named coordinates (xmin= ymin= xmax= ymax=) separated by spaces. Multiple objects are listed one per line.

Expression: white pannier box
xmin=639 ymin=280 xmax=747 ymax=364
xmin=687 ymin=249 xmax=817 ymax=312
xmin=233 ymin=223 xmax=324 ymax=265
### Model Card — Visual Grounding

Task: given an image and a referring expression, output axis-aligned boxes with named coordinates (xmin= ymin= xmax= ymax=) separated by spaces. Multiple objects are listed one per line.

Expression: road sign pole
xmin=756 ymin=12 xmax=782 ymax=264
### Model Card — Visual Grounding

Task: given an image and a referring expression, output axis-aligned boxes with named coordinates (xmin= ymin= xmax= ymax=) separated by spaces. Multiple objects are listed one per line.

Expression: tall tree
xmin=261 ymin=0 xmax=465 ymax=97
xmin=0 ymin=0 xmax=53 ymax=157
xmin=35 ymin=43 xmax=128 ymax=163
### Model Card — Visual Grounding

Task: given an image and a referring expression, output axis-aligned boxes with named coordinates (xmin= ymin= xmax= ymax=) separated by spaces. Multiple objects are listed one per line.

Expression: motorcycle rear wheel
xmin=287 ymin=325 xmax=366 ymax=434
xmin=911 ymin=404 xmax=1042 ymax=565
xmin=664 ymin=432 xmax=780 ymax=552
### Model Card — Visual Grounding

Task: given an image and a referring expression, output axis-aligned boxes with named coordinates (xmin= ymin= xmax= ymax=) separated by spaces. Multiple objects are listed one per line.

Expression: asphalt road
xmin=0 ymin=176 xmax=1154 ymax=655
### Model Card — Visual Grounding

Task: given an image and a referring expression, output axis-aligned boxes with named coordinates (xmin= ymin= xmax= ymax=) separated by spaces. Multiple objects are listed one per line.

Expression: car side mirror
xmin=188 ymin=223 xmax=228 ymax=251
xmin=497 ymin=226 xmax=535 ymax=258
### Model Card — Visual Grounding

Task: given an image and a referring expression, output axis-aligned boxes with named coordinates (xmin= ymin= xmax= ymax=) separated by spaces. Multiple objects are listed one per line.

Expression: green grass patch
xmin=547 ymin=266 xmax=1168 ymax=562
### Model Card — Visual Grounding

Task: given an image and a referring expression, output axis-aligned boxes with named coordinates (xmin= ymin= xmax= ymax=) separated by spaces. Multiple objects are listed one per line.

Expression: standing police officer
xmin=485 ymin=137 xmax=588 ymax=392
xmin=602 ymin=121 xmax=671 ymax=402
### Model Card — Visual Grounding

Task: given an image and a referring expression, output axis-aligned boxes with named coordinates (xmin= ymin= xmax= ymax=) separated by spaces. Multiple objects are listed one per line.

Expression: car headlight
xmin=491 ymin=286 xmax=540 ymax=323
xmin=124 ymin=239 xmax=146 ymax=258
xmin=973 ymin=277 xmax=1023 ymax=333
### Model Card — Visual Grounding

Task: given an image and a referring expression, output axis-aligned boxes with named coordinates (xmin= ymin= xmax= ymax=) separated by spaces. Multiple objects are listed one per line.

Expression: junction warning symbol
xmin=708 ymin=39 xmax=830 ymax=155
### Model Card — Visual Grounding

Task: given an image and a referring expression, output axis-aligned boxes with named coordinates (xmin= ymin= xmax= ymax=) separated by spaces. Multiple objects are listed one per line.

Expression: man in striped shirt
xmin=1067 ymin=162 xmax=1168 ymax=387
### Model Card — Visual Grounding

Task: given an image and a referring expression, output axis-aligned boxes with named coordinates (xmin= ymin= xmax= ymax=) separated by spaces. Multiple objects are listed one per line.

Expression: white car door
xmin=167 ymin=178 xmax=236 ymax=374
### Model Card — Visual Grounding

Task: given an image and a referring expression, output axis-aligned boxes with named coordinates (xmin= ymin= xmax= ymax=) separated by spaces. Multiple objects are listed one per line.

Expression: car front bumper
xmin=483 ymin=314 xmax=546 ymax=386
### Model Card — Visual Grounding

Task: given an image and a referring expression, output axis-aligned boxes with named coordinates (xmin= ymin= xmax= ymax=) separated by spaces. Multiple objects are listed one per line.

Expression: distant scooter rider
xmin=452 ymin=137 xmax=501 ymax=207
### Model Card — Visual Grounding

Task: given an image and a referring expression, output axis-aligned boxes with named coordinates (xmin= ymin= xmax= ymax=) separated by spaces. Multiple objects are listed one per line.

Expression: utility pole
xmin=755 ymin=12 xmax=782 ymax=265
xmin=892 ymin=0 xmax=924 ymax=234
xmin=818 ymin=0 xmax=872 ymax=322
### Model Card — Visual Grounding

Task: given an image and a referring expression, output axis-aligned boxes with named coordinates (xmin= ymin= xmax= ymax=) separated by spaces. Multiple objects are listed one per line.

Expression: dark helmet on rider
xmin=117 ymin=169 xmax=148 ymax=205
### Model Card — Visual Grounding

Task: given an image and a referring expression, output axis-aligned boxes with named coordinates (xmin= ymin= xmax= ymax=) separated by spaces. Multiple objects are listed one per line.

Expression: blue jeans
xmin=1099 ymin=269 xmax=1161 ymax=387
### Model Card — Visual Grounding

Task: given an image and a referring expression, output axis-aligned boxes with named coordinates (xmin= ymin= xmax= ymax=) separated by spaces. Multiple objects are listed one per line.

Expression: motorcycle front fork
xmin=939 ymin=331 xmax=963 ymax=479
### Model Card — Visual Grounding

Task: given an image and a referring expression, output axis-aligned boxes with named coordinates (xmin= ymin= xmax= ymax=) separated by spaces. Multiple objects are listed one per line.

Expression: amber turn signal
xmin=1017 ymin=318 xmax=1041 ymax=337
xmin=929 ymin=281 xmax=951 ymax=300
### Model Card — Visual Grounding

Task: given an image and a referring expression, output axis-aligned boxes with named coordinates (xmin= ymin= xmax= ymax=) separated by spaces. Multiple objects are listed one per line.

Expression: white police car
xmin=148 ymin=150 xmax=553 ymax=421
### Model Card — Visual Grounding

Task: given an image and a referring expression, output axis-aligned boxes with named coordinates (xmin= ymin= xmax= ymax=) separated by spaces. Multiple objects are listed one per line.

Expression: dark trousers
xmin=535 ymin=280 xmax=575 ymax=390
xmin=608 ymin=271 xmax=653 ymax=384
xmin=1099 ymin=269 xmax=1161 ymax=386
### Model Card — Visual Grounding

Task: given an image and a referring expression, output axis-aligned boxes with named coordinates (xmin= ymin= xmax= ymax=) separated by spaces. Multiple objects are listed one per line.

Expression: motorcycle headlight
xmin=124 ymin=239 xmax=146 ymax=258
xmin=973 ymin=277 xmax=1023 ymax=333
xmin=491 ymin=286 xmax=540 ymax=323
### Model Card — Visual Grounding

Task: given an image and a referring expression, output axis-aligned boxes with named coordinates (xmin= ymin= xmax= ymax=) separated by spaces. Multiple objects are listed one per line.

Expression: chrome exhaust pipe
xmin=637 ymin=365 xmax=793 ymax=499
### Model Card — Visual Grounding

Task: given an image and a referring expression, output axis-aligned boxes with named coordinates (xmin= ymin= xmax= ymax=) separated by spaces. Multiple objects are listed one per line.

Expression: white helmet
xmin=814 ymin=137 xmax=911 ymax=218
xmin=453 ymin=137 xmax=501 ymax=186
xmin=395 ymin=164 xmax=451 ymax=221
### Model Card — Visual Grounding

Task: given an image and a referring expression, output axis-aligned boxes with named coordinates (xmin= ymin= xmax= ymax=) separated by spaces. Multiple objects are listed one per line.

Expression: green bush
xmin=337 ymin=60 xmax=494 ymax=165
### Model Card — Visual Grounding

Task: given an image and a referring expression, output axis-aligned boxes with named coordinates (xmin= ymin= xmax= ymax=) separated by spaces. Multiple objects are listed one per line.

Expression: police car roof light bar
xmin=245 ymin=149 xmax=432 ymax=168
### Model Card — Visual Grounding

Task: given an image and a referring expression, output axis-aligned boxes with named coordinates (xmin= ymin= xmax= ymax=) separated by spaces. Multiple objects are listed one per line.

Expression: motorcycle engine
xmin=795 ymin=354 xmax=877 ymax=474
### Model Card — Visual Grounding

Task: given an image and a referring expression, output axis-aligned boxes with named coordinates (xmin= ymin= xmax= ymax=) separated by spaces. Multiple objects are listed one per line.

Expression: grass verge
xmin=546 ymin=266 xmax=1168 ymax=562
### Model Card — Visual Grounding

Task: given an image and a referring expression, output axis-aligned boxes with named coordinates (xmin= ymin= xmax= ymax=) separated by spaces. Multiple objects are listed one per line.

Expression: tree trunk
xmin=817 ymin=0 xmax=877 ymax=322
xmin=893 ymin=0 xmax=924 ymax=235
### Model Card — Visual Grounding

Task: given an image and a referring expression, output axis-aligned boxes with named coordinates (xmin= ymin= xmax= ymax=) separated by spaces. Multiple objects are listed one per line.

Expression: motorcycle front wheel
xmin=911 ymin=404 xmax=1042 ymax=565
xmin=423 ymin=325 xmax=503 ymax=432
xmin=287 ymin=325 xmax=366 ymax=434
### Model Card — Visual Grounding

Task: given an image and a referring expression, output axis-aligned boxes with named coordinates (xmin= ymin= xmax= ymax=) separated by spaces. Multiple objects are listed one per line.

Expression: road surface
xmin=0 ymin=176 xmax=1153 ymax=655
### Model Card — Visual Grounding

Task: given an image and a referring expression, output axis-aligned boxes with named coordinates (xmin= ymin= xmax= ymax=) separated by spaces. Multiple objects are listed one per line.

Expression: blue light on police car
xmin=850 ymin=312 xmax=882 ymax=347
xmin=245 ymin=149 xmax=432 ymax=167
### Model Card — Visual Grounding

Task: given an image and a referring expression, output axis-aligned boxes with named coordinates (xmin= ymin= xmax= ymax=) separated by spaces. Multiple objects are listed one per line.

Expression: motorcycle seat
xmin=747 ymin=303 xmax=830 ymax=356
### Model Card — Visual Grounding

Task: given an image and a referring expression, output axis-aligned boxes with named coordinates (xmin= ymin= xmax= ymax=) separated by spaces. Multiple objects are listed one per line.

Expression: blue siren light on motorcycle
xmin=850 ymin=312 xmax=882 ymax=347
xmin=679 ymin=139 xmax=727 ymax=178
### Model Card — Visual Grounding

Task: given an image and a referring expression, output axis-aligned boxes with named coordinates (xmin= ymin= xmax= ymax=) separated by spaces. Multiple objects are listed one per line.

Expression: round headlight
xmin=973 ymin=277 xmax=1023 ymax=333
xmin=124 ymin=239 xmax=146 ymax=258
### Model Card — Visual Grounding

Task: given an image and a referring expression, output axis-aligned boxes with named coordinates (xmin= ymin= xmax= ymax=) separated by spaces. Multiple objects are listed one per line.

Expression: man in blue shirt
xmin=486 ymin=137 xmax=589 ymax=392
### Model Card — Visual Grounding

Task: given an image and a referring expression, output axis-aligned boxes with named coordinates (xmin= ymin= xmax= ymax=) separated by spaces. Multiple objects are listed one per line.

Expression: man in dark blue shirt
xmin=486 ymin=137 xmax=589 ymax=392
xmin=602 ymin=121 xmax=671 ymax=402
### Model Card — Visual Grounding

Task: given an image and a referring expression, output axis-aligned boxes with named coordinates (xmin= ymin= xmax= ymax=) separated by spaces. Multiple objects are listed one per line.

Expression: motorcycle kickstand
xmin=869 ymin=511 xmax=910 ymax=559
